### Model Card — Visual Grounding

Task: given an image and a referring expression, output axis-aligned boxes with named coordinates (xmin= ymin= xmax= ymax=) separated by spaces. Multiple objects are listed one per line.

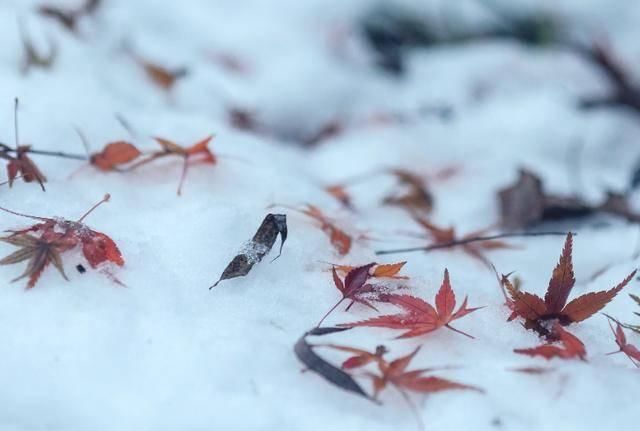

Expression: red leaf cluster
xmin=328 ymin=345 xmax=482 ymax=399
xmin=0 ymin=194 xmax=124 ymax=288
xmin=503 ymin=233 xmax=636 ymax=339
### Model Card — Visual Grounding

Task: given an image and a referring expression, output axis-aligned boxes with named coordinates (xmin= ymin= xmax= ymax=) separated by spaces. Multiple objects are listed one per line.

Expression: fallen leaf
xmin=90 ymin=141 xmax=141 ymax=171
xmin=504 ymin=232 xmax=636 ymax=339
xmin=126 ymin=135 xmax=216 ymax=195
xmin=499 ymin=169 xmax=640 ymax=229
xmin=514 ymin=323 xmax=586 ymax=360
xmin=361 ymin=344 xmax=482 ymax=431
xmin=0 ymin=100 xmax=47 ymax=190
xmin=38 ymin=0 xmax=101 ymax=33
xmin=607 ymin=318 xmax=640 ymax=368
xmin=332 ymin=261 xmax=408 ymax=279
xmin=19 ymin=22 xmax=57 ymax=74
xmin=383 ymin=169 xmax=433 ymax=214
xmin=320 ymin=344 xmax=388 ymax=370
xmin=317 ymin=263 xmax=377 ymax=327
xmin=294 ymin=327 xmax=372 ymax=400
xmin=340 ymin=268 xmax=483 ymax=338
xmin=299 ymin=205 xmax=352 ymax=255
xmin=210 ymin=214 xmax=287 ymax=288
xmin=411 ymin=215 xmax=512 ymax=267
xmin=325 ymin=184 xmax=353 ymax=209
xmin=0 ymin=194 xmax=123 ymax=288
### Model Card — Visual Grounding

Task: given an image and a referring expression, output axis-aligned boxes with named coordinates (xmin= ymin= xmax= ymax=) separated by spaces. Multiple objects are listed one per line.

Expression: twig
xmin=0 ymin=145 xmax=87 ymax=161
xmin=375 ymin=231 xmax=570 ymax=255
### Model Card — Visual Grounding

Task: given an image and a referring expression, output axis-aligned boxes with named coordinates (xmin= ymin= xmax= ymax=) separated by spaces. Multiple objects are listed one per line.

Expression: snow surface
xmin=0 ymin=0 xmax=640 ymax=430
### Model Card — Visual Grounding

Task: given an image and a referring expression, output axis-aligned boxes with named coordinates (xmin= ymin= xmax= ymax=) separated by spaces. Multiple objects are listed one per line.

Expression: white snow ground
xmin=0 ymin=0 xmax=639 ymax=430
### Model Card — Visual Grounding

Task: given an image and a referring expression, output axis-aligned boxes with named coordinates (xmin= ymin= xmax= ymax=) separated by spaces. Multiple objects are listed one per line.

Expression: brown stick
xmin=375 ymin=231 xmax=571 ymax=255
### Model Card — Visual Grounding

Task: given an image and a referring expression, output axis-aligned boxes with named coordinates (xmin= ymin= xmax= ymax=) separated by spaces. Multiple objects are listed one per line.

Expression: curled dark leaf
xmin=210 ymin=214 xmax=287 ymax=288
xmin=294 ymin=327 xmax=372 ymax=400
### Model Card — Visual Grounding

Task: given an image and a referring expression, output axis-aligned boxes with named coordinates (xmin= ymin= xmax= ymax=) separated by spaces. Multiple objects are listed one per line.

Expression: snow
xmin=0 ymin=0 xmax=639 ymax=430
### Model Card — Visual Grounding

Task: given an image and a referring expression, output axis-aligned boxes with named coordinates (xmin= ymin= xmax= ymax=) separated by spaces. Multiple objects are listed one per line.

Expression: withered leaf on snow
xmin=383 ymin=169 xmax=433 ymax=214
xmin=123 ymin=43 xmax=188 ymax=91
xmin=574 ymin=40 xmax=640 ymax=114
xmin=607 ymin=318 xmax=640 ymax=367
xmin=0 ymin=99 xmax=47 ymax=190
xmin=90 ymin=141 xmax=142 ymax=171
xmin=287 ymin=204 xmax=353 ymax=255
xmin=38 ymin=0 xmax=102 ymax=33
xmin=294 ymin=326 xmax=372 ymax=400
xmin=19 ymin=22 xmax=57 ymax=74
xmin=498 ymin=169 xmax=640 ymax=230
xmin=209 ymin=214 xmax=287 ymax=289
xmin=0 ymin=194 xmax=124 ymax=289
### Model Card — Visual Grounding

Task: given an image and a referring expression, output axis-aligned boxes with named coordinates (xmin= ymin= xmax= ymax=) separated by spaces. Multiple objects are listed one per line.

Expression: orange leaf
xmin=301 ymin=205 xmax=352 ymax=255
xmin=372 ymin=261 xmax=407 ymax=278
xmin=91 ymin=141 xmax=141 ymax=171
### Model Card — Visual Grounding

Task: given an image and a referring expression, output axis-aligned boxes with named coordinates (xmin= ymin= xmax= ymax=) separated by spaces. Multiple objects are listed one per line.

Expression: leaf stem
xmin=445 ymin=324 xmax=474 ymax=339
xmin=77 ymin=194 xmax=111 ymax=222
xmin=317 ymin=298 xmax=344 ymax=328
xmin=375 ymin=231 xmax=571 ymax=255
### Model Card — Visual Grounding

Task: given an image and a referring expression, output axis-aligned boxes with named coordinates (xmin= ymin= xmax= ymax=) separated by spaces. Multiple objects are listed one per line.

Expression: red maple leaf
xmin=126 ymin=135 xmax=216 ymax=195
xmin=320 ymin=344 xmax=481 ymax=428
xmin=339 ymin=268 xmax=483 ymax=338
xmin=504 ymin=233 xmax=636 ymax=339
xmin=514 ymin=323 xmax=586 ymax=361
xmin=383 ymin=169 xmax=433 ymax=214
xmin=320 ymin=344 xmax=389 ymax=370
xmin=0 ymin=101 xmax=46 ymax=190
xmin=0 ymin=194 xmax=124 ymax=288
xmin=607 ymin=319 xmax=640 ymax=368
xmin=90 ymin=141 xmax=141 ymax=171
xmin=411 ymin=215 xmax=512 ymax=267
xmin=313 ymin=344 xmax=484 ymax=429
xmin=365 ymin=346 xmax=482 ymax=400
xmin=317 ymin=263 xmax=378 ymax=327
xmin=299 ymin=205 xmax=353 ymax=255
